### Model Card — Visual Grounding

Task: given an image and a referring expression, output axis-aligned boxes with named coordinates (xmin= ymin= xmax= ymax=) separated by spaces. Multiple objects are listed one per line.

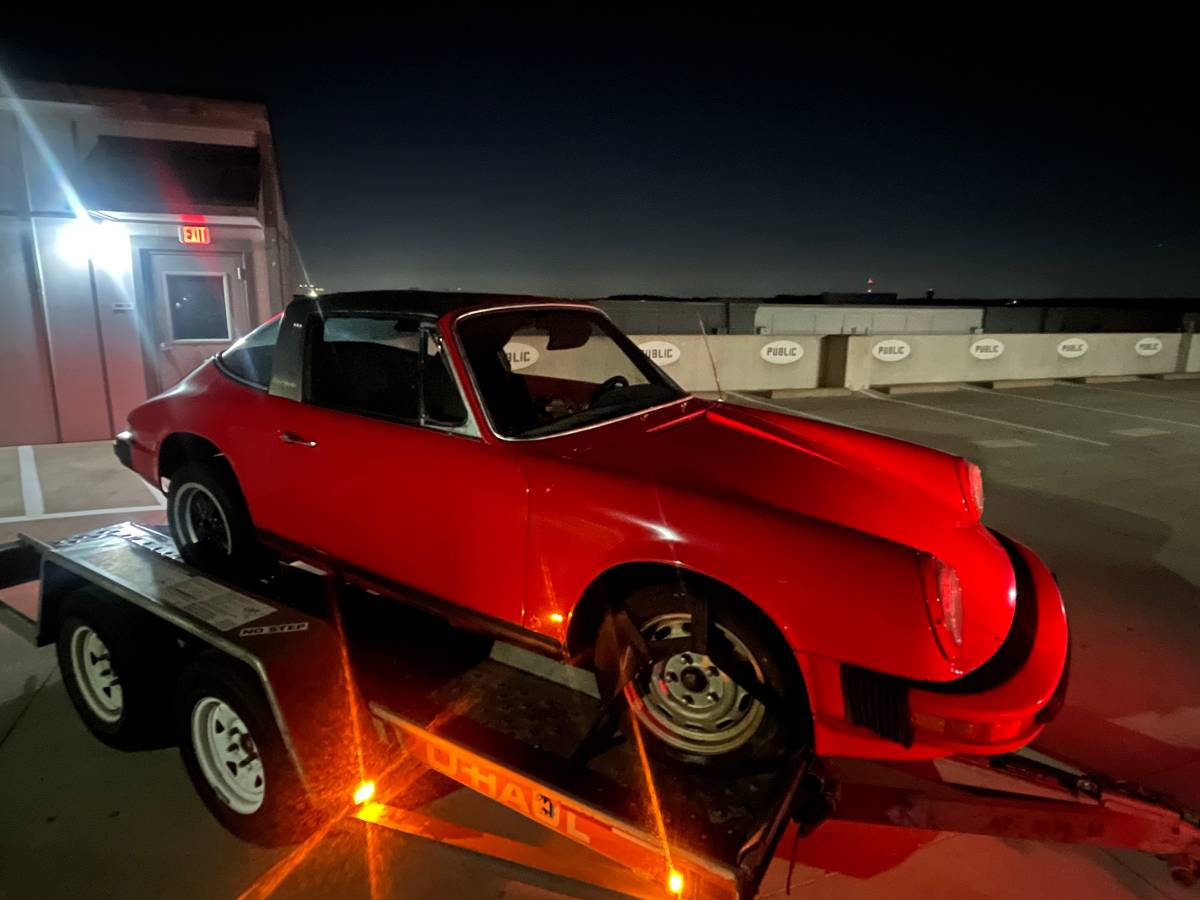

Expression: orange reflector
xmin=548 ymin=612 xmax=564 ymax=624
xmin=354 ymin=781 xmax=376 ymax=805
xmin=668 ymin=869 xmax=684 ymax=895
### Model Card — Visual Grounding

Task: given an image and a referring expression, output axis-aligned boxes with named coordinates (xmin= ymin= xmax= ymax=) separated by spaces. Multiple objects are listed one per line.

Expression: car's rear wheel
xmin=168 ymin=462 xmax=272 ymax=580
xmin=597 ymin=581 xmax=810 ymax=768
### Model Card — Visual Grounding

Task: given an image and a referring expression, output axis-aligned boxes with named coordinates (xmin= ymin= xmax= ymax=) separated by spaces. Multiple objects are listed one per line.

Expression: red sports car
xmin=116 ymin=292 xmax=1069 ymax=765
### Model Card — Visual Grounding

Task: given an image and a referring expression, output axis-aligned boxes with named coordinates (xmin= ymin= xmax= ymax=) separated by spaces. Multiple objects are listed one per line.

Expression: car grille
xmin=841 ymin=664 xmax=913 ymax=747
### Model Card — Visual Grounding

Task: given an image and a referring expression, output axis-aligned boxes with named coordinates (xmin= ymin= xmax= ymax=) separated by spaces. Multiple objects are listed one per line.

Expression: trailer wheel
xmin=56 ymin=589 xmax=175 ymax=750
xmin=176 ymin=652 xmax=318 ymax=846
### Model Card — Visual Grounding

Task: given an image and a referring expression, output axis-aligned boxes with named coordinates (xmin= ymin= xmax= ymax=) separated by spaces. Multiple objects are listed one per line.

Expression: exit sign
xmin=179 ymin=225 xmax=212 ymax=245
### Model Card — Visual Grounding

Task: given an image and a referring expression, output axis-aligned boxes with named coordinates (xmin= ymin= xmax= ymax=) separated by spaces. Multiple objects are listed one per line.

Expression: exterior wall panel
xmin=0 ymin=218 xmax=59 ymax=444
xmin=0 ymin=111 xmax=25 ymax=212
xmin=21 ymin=111 xmax=76 ymax=214
xmin=33 ymin=217 xmax=113 ymax=441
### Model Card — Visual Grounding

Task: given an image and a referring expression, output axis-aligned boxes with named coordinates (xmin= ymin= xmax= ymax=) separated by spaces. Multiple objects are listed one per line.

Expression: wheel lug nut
xmin=680 ymin=654 xmax=692 ymax=665
xmin=681 ymin=695 xmax=694 ymax=704
xmin=706 ymin=666 xmax=719 ymax=677
xmin=707 ymin=692 xmax=719 ymax=702
xmin=665 ymin=672 xmax=678 ymax=682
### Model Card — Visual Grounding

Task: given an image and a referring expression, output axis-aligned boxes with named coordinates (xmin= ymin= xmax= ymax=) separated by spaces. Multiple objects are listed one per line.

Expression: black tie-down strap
xmin=686 ymin=590 xmax=792 ymax=725
xmin=573 ymin=590 xmax=805 ymax=764
xmin=570 ymin=602 xmax=652 ymax=764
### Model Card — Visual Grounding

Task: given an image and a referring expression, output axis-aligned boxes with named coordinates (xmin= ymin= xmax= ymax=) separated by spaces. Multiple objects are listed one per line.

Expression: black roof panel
xmin=295 ymin=290 xmax=588 ymax=320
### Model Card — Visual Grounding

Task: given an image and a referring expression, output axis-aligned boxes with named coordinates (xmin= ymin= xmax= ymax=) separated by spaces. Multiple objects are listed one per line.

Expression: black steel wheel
xmin=167 ymin=461 xmax=272 ymax=580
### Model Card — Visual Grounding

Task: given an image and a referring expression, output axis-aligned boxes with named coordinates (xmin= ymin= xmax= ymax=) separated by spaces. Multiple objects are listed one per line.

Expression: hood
xmin=531 ymin=398 xmax=1017 ymax=663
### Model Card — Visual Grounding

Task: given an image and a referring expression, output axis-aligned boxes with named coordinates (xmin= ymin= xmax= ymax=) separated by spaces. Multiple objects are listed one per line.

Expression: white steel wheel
xmin=69 ymin=625 xmax=123 ymax=724
xmin=624 ymin=613 xmax=766 ymax=757
xmin=190 ymin=696 xmax=266 ymax=815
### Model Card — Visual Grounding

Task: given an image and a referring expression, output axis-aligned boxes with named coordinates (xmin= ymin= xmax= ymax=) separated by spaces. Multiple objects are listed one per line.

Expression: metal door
xmin=143 ymin=249 xmax=250 ymax=391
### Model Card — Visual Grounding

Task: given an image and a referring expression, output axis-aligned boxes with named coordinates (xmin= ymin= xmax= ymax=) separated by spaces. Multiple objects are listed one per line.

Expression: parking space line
xmin=725 ymin=391 xmax=870 ymax=429
xmin=0 ymin=504 xmax=163 ymax=525
xmin=1111 ymin=427 xmax=1171 ymax=438
xmin=141 ymin=479 xmax=167 ymax=507
xmin=16 ymin=446 xmax=44 ymax=518
xmin=1063 ymin=382 xmax=1200 ymax=406
xmin=974 ymin=438 xmax=1037 ymax=448
xmin=960 ymin=384 xmax=1200 ymax=430
xmin=859 ymin=390 xmax=1110 ymax=446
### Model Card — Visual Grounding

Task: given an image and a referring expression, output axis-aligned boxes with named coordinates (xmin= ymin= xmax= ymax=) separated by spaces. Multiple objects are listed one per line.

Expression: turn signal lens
xmin=921 ymin=555 xmax=964 ymax=659
xmin=959 ymin=459 xmax=985 ymax=519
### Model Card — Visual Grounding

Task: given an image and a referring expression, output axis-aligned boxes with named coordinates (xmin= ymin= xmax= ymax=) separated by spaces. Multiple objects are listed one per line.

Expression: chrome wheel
xmin=624 ymin=613 xmax=766 ymax=756
xmin=69 ymin=625 xmax=123 ymax=723
xmin=173 ymin=483 xmax=232 ymax=555
xmin=191 ymin=697 xmax=265 ymax=815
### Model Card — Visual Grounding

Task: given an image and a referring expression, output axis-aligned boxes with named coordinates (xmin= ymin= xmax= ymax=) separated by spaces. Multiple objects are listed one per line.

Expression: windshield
xmin=456 ymin=308 xmax=686 ymax=438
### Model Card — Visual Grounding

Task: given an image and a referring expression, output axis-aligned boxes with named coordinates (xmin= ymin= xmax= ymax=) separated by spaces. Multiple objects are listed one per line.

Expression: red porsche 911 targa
xmin=116 ymin=292 xmax=1069 ymax=766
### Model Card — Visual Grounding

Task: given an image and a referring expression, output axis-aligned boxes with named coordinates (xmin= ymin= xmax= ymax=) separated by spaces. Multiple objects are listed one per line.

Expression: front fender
xmin=530 ymin=462 xmax=952 ymax=682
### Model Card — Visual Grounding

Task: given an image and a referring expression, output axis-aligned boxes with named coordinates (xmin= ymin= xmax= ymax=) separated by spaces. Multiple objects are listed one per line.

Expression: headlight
xmin=921 ymin=555 xmax=964 ymax=660
xmin=958 ymin=459 xmax=984 ymax=520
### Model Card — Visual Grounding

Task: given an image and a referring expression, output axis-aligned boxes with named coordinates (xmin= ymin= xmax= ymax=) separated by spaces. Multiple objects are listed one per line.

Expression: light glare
xmin=56 ymin=219 xmax=131 ymax=273
xmin=353 ymin=781 xmax=376 ymax=805
xmin=668 ymin=869 xmax=684 ymax=894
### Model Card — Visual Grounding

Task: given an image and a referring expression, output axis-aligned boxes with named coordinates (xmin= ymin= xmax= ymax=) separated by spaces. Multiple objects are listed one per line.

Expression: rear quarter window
xmin=218 ymin=318 xmax=282 ymax=388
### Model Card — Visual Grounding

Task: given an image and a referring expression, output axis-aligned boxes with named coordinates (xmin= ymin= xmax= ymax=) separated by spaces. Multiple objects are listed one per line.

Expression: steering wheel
xmin=591 ymin=375 xmax=630 ymax=405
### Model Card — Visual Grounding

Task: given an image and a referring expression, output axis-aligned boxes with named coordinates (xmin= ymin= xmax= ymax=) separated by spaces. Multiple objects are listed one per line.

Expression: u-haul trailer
xmin=1 ymin=523 xmax=1197 ymax=898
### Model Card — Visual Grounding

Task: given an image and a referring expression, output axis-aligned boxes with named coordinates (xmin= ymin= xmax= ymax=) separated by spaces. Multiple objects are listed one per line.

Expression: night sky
xmin=2 ymin=18 xmax=1195 ymax=299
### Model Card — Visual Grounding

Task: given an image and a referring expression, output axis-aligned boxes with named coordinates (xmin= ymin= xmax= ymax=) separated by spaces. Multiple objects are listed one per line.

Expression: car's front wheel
xmin=167 ymin=462 xmax=271 ymax=579
xmin=596 ymin=582 xmax=810 ymax=768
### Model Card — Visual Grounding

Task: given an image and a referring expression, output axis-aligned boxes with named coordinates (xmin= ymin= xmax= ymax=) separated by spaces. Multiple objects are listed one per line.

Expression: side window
xmin=218 ymin=317 xmax=282 ymax=389
xmin=308 ymin=316 xmax=422 ymax=421
xmin=305 ymin=316 xmax=470 ymax=430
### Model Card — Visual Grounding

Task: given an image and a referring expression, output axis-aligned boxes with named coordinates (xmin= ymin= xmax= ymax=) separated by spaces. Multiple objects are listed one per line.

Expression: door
xmin=279 ymin=312 xmax=529 ymax=625
xmin=143 ymin=249 xmax=250 ymax=391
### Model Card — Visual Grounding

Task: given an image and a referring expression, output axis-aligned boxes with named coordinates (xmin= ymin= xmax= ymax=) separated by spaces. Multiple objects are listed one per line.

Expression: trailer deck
xmin=1 ymin=523 xmax=1197 ymax=897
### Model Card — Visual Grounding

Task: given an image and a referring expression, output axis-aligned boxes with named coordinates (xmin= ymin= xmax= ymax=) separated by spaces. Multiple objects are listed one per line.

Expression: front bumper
xmin=808 ymin=533 xmax=1070 ymax=760
xmin=113 ymin=430 xmax=157 ymax=486
xmin=114 ymin=431 xmax=134 ymax=469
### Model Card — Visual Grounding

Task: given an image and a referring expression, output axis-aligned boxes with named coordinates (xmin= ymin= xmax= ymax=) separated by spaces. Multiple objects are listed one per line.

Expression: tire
xmin=56 ymin=588 xmax=176 ymax=750
xmin=596 ymin=581 xmax=810 ymax=769
xmin=167 ymin=461 xmax=272 ymax=580
xmin=176 ymin=652 xmax=320 ymax=846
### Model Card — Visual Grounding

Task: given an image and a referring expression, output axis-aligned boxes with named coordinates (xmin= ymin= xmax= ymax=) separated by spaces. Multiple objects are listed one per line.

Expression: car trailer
xmin=1 ymin=523 xmax=1198 ymax=898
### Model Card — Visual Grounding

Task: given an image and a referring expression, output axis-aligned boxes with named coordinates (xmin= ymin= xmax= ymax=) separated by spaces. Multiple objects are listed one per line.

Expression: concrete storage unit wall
xmin=834 ymin=333 xmax=1183 ymax=390
xmin=0 ymin=82 xmax=296 ymax=446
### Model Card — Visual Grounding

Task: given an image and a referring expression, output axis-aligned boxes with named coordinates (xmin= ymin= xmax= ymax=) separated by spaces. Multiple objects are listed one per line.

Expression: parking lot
xmin=2 ymin=379 xmax=1199 ymax=898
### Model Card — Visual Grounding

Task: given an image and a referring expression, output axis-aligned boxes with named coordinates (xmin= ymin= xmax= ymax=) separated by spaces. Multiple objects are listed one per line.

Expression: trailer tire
xmin=56 ymin=589 xmax=175 ymax=750
xmin=176 ymin=652 xmax=319 ymax=846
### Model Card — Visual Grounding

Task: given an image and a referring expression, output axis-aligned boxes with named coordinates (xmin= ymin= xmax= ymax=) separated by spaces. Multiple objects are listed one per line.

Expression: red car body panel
xmin=121 ymin=297 xmax=1069 ymax=762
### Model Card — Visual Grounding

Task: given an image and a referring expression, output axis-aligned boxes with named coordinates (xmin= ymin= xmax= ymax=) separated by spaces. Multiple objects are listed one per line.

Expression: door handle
xmin=279 ymin=431 xmax=318 ymax=448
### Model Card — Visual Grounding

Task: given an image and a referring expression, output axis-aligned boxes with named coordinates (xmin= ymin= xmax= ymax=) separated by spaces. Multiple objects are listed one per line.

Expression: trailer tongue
xmin=1 ymin=522 xmax=1197 ymax=897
